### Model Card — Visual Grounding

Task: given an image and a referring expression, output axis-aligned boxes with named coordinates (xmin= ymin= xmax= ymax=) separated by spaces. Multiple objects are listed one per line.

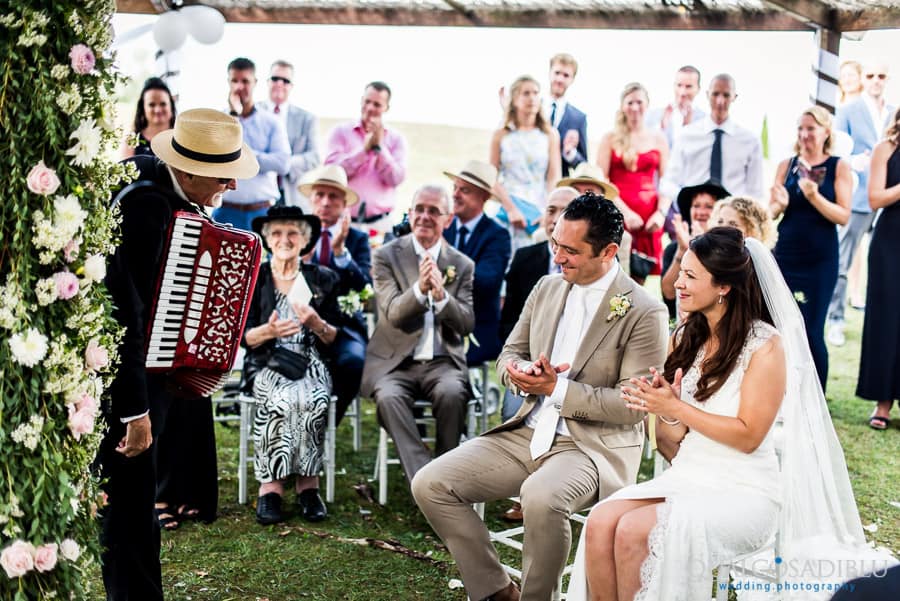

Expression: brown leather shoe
xmin=485 ymin=581 xmax=520 ymax=601
xmin=501 ymin=501 xmax=523 ymax=522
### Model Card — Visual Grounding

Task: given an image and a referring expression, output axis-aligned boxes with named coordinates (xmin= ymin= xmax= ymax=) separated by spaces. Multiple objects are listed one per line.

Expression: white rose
xmin=59 ymin=539 xmax=80 ymax=562
xmin=8 ymin=328 xmax=49 ymax=368
xmin=82 ymin=254 xmax=106 ymax=283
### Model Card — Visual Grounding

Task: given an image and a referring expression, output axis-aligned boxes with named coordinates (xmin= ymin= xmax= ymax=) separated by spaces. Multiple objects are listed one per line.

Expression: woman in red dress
xmin=597 ymin=82 xmax=670 ymax=284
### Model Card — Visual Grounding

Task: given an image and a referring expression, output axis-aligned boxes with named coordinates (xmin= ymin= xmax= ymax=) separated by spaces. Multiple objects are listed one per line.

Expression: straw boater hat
xmin=557 ymin=163 xmax=619 ymax=200
xmin=298 ymin=165 xmax=359 ymax=206
xmin=676 ymin=180 xmax=730 ymax=226
xmin=251 ymin=206 xmax=322 ymax=256
xmin=442 ymin=160 xmax=498 ymax=197
xmin=151 ymin=108 xmax=259 ymax=179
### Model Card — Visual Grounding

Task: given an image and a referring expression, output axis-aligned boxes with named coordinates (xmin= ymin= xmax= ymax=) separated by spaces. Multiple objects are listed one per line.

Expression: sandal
xmin=177 ymin=505 xmax=200 ymax=521
xmin=155 ymin=506 xmax=180 ymax=531
xmin=868 ymin=416 xmax=889 ymax=431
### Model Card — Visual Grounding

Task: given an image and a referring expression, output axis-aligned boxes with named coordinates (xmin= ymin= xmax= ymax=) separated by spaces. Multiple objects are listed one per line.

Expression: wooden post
xmin=811 ymin=27 xmax=841 ymax=114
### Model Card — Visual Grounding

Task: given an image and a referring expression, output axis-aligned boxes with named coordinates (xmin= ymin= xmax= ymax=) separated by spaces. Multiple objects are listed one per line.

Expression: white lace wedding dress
xmin=567 ymin=320 xmax=782 ymax=601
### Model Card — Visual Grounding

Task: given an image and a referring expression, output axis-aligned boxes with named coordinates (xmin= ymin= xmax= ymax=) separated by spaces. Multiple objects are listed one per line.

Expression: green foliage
xmin=0 ymin=0 xmax=133 ymax=597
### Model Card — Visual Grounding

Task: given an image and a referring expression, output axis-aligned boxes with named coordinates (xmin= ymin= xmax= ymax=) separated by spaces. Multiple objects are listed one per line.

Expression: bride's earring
xmin=717 ymin=294 xmax=724 ymax=305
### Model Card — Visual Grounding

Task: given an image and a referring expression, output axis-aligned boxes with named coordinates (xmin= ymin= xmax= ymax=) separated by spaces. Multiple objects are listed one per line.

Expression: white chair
xmin=467 ymin=362 xmax=501 ymax=437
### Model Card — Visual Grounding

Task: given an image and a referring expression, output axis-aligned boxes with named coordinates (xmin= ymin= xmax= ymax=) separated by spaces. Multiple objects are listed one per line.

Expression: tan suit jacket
xmin=493 ymin=268 xmax=669 ymax=499
xmin=360 ymin=236 xmax=475 ymax=397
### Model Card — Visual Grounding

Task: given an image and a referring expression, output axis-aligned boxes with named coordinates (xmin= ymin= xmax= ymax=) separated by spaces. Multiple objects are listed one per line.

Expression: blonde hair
xmin=711 ymin=196 xmax=777 ymax=248
xmin=794 ymin=106 xmax=834 ymax=156
xmin=504 ymin=75 xmax=551 ymax=134
xmin=612 ymin=82 xmax=649 ymax=171
xmin=839 ymin=60 xmax=863 ymax=102
xmin=549 ymin=53 xmax=578 ymax=75
xmin=886 ymin=106 xmax=900 ymax=146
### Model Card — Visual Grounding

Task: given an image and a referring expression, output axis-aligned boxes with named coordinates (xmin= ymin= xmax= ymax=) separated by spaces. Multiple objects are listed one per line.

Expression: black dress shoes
xmin=296 ymin=488 xmax=327 ymax=522
xmin=256 ymin=492 xmax=284 ymax=525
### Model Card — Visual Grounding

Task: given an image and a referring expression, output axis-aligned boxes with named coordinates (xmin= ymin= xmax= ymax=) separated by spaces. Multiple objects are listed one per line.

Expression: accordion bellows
xmin=146 ymin=211 xmax=262 ymax=397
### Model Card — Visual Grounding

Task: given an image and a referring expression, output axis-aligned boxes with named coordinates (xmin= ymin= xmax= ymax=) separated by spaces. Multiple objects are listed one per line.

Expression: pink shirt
xmin=324 ymin=121 xmax=407 ymax=218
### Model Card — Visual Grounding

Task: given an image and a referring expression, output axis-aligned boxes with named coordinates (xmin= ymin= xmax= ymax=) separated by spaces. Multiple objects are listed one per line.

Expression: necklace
xmin=272 ymin=269 xmax=299 ymax=281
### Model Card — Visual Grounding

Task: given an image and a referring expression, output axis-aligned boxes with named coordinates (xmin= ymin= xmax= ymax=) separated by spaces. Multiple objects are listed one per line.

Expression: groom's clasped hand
xmin=505 ymin=353 xmax=571 ymax=397
xmin=622 ymin=366 xmax=684 ymax=415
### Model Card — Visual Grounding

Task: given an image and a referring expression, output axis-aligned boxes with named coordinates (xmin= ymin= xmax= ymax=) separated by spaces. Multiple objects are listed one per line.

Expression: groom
xmin=412 ymin=194 xmax=668 ymax=601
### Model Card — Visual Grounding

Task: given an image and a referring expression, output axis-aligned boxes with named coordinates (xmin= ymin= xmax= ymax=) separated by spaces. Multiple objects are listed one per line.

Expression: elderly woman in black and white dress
xmin=243 ymin=206 xmax=344 ymax=525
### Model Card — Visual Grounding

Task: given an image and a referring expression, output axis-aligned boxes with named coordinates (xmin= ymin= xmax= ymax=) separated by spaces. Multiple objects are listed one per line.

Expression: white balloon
xmin=152 ymin=11 xmax=187 ymax=52
xmin=181 ymin=5 xmax=226 ymax=45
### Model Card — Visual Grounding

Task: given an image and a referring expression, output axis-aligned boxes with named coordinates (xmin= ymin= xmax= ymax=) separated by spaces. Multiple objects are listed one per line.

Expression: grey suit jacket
xmin=360 ymin=236 xmax=476 ymax=397
xmin=259 ymin=101 xmax=320 ymax=209
xmin=493 ymin=268 xmax=668 ymax=499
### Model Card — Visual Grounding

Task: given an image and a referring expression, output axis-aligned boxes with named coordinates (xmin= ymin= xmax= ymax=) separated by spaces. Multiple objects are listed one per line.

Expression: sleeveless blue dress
xmin=773 ymin=155 xmax=840 ymax=391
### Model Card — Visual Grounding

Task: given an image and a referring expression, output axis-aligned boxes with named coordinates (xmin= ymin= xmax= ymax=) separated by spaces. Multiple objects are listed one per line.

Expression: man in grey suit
xmin=259 ymin=60 xmax=320 ymax=210
xmin=361 ymin=185 xmax=475 ymax=482
xmin=413 ymin=194 xmax=668 ymax=601
xmin=827 ymin=61 xmax=894 ymax=346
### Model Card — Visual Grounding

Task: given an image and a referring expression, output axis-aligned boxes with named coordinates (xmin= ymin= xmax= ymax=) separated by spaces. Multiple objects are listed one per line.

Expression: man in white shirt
xmin=258 ymin=59 xmax=320 ymax=211
xmin=645 ymin=65 xmax=707 ymax=148
xmin=412 ymin=195 xmax=668 ymax=601
xmin=545 ymin=53 xmax=588 ymax=176
xmin=827 ymin=62 xmax=895 ymax=346
xmin=360 ymin=186 xmax=475 ymax=482
xmin=660 ymin=73 xmax=763 ymax=204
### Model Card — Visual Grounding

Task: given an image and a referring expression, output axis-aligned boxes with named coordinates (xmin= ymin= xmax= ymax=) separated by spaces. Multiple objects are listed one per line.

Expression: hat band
xmin=171 ymin=138 xmax=241 ymax=164
xmin=313 ymin=178 xmax=346 ymax=190
xmin=459 ymin=171 xmax=491 ymax=190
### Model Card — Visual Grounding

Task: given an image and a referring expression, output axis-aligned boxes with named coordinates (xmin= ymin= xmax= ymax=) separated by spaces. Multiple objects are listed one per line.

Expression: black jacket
xmin=499 ymin=241 xmax=551 ymax=343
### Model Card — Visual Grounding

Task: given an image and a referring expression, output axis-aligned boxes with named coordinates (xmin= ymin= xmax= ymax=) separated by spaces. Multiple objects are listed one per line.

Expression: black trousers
xmin=97 ymin=379 xmax=172 ymax=601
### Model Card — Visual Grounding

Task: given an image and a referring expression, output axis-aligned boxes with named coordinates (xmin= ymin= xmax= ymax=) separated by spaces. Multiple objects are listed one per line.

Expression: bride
xmin=567 ymin=227 xmax=891 ymax=601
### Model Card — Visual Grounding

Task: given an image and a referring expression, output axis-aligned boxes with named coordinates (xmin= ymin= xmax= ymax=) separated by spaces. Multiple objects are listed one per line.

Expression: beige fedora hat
xmin=298 ymin=164 xmax=360 ymax=206
xmin=443 ymin=160 xmax=498 ymax=197
xmin=558 ymin=163 xmax=619 ymax=200
xmin=151 ymin=108 xmax=259 ymax=179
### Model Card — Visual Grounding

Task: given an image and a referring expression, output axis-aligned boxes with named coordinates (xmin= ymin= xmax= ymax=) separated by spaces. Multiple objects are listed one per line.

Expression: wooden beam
xmin=836 ymin=6 xmax=900 ymax=31
xmin=764 ymin=0 xmax=837 ymax=29
xmin=115 ymin=0 xmax=159 ymax=14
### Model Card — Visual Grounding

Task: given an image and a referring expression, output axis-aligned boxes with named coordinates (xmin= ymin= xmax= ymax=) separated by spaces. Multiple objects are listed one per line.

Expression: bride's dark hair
xmin=664 ymin=227 xmax=772 ymax=402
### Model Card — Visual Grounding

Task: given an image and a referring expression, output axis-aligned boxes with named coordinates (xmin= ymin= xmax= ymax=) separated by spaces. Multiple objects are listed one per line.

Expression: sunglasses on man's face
xmin=865 ymin=73 xmax=888 ymax=80
xmin=269 ymin=76 xmax=292 ymax=85
xmin=216 ymin=177 xmax=234 ymax=185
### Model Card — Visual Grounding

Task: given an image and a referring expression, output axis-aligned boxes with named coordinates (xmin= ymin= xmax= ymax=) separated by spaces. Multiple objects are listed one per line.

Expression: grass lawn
xmin=120 ymin=300 xmax=898 ymax=601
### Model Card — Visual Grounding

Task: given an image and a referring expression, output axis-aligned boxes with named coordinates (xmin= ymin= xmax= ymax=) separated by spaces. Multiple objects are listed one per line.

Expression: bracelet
xmin=658 ymin=415 xmax=681 ymax=426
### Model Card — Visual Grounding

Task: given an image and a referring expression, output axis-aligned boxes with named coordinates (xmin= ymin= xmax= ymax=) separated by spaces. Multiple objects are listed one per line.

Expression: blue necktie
xmin=710 ymin=129 xmax=724 ymax=183
xmin=457 ymin=226 xmax=469 ymax=252
xmin=550 ymin=102 xmax=557 ymax=127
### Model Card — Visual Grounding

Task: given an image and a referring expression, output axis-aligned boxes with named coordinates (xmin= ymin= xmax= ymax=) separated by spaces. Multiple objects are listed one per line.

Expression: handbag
xmin=266 ymin=347 xmax=309 ymax=380
xmin=496 ymin=195 xmax=542 ymax=236
xmin=629 ymin=250 xmax=657 ymax=280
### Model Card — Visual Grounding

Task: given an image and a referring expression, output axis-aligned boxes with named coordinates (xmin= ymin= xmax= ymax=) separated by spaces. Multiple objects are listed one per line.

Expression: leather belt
xmin=221 ymin=200 xmax=273 ymax=212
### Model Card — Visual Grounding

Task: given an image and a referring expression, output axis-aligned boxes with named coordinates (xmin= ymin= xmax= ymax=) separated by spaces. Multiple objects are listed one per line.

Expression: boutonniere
xmin=337 ymin=284 xmax=374 ymax=317
xmin=793 ymin=290 xmax=808 ymax=304
xmin=607 ymin=293 xmax=633 ymax=321
xmin=443 ymin=265 xmax=457 ymax=285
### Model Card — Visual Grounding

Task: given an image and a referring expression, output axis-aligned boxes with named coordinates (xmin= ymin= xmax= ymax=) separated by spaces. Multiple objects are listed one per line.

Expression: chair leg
xmin=238 ymin=398 xmax=251 ymax=505
xmin=352 ymin=397 xmax=361 ymax=452
xmin=377 ymin=427 xmax=389 ymax=505
xmin=325 ymin=396 xmax=337 ymax=503
xmin=715 ymin=565 xmax=730 ymax=601
xmin=480 ymin=362 xmax=490 ymax=434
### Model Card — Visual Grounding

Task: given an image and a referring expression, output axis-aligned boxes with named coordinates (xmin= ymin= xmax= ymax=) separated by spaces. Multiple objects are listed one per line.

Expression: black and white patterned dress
xmin=252 ymin=291 xmax=332 ymax=482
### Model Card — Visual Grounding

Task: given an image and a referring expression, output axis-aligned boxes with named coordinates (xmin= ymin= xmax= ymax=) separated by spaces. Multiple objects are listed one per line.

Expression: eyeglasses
xmin=865 ymin=73 xmax=888 ymax=80
xmin=269 ymin=75 xmax=292 ymax=85
xmin=412 ymin=205 xmax=446 ymax=218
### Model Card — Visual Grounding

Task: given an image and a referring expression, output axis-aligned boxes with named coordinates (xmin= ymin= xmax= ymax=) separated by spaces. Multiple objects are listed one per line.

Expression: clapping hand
xmin=418 ymin=254 xmax=436 ymax=295
xmin=332 ymin=211 xmax=351 ymax=255
xmin=622 ymin=367 xmax=684 ymax=416
xmin=797 ymin=177 xmax=819 ymax=201
xmin=645 ymin=209 xmax=665 ymax=233
xmin=673 ymin=214 xmax=691 ymax=251
xmin=563 ymin=129 xmax=580 ymax=156
xmin=506 ymin=353 xmax=570 ymax=397
xmin=266 ymin=309 xmax=301 ymax=339
xmin=364 ymin=117 xmax=383 ymax=149
xmin=771 ymin=184 xmax=789 ymax=215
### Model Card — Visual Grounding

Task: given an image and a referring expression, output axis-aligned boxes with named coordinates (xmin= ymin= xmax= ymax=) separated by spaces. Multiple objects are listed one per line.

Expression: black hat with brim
xmin=676 ymin=180 xmax=730 ymax=226
xmin=251 ymin=205 xmax=322 ymax=255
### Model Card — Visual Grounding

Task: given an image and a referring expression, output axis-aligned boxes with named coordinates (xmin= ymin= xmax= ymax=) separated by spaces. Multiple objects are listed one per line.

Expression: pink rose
xmin=85 ymin=339 xmax=109 ymax=371
xmin=75 ymin=392 xmax=98 ymax=415
xmin=26 ymin=161 xmax=61 ymax=196
xmin=33 ymin=543 xmax=58 ymax=573
xmin=67 ymin=405 xmax=95 ymax=440
xmin=53 ymin=271 xmax=79 ymax=300
xmin=69 ymin=44 xmax=95 ymax=75
xmin=0 ymin=540 xmax=35 ymax=578
xmin=63 ymin=239 xmax=80 ymax=263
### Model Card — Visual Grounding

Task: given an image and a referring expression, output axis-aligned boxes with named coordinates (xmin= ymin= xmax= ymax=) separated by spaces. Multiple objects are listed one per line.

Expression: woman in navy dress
xmin=857 ymin=108 xmax=900 ymax=429
xmin=770 ymin=106 xmax=851 ymax=391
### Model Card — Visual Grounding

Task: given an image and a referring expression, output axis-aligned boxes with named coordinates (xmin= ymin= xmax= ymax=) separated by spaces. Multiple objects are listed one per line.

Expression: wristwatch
xmin=370 ymin=144 xmax=381 ymax=152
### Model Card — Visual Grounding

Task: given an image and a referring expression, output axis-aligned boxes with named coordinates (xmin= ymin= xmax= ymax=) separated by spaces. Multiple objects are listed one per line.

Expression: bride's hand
xmin=622 ymin=368 xmax=684 ymax=416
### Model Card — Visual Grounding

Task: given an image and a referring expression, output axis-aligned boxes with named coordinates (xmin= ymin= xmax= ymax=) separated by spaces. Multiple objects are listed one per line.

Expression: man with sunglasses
xmin=259 ymin=60 xmax=320 ymax=211
xmin=213 ymin=57 xmax=290 ymax=232
xmin=827 ymin=62 xmax=895 ymax=347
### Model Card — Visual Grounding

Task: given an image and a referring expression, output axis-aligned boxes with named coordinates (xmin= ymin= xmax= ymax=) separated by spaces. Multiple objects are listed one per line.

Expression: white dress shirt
xmin=411 ymin=237 xmax=449 ymax=359
xmin=660 ymin=116 xmax=764 ymax=202
xmin=525 ymin=262 xmax=619 ymax=436
xmin=862 ymin=94 xmax=889 ymax=145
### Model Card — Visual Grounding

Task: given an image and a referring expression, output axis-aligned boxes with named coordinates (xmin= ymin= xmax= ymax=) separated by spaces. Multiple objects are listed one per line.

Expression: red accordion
xmin=145 ymin=211 xmax=262 ymax=397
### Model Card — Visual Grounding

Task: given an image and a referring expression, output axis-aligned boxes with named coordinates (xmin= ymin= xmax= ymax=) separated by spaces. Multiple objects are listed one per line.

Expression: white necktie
xmin=530 ymin=286 xmax=587 ymax=459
